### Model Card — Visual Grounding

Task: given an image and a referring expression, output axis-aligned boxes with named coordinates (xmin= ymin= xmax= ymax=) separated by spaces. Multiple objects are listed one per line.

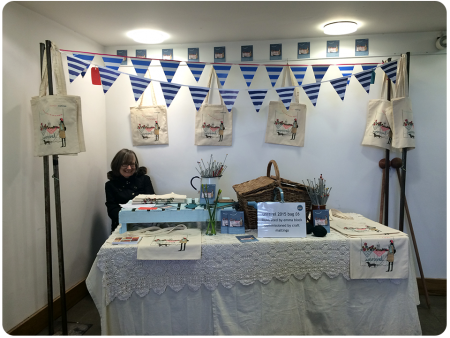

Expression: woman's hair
xmin=110 ymin=149 xmax=140 ymax=177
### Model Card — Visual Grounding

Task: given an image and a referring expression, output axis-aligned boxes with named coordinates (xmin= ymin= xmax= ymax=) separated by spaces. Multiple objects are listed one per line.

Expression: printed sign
xmin=257 ymin=202 xmax=306 ymax=238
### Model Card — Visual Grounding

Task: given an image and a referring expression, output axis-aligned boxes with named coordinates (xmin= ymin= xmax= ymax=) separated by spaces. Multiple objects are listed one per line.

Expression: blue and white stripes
xmin=275 ymin=87 xmax=295 ymax=109
xmin=160 ymin=61 xmax=180 ymax=83
xmin=189 ymin=86 xmax=210 ymax=110
xmin=131 ymin=59 xmax=151 ymax=77
xmin=354 ymin=69 xmax=373 ymax=93
xmin=338 ymin=65 xmax=354 ymax=85
xmin=265 ymin=66 xmax=284 ymax=87
xmin=290 ymin=66 xmax=307 ymax=86
xmin=187 ymin=62 xmax=206 ymax=82
xmin=72 ymin=53 xmax=94 ymax=78
xmin=312 ymin=66 xmax=329 ymax=83
xmin=129 ymin=75 xmax=151 ymax=101
xmin=160 ymin=82 xmax=181 ymax=107
xmin=329 ymin=77 xmax=348 ymax=101
xmin=98 ymin=67 xmax=121 ymax=94
xmin=302 ymin=83 xmax=321 ymax=106
xmin=361 ymin=63 xmax=378 ymax=71
xmin=248 ymin=89 xmax=268 ymax=112
xmin=239 ymin=65 xmax=258 ymax=87
xmin=219 ymin=89 xmax=239 ymax=112
xmin=66 ymin=55 xmax=92 ymax=82
xmin=102 ymin=56 xmax=124 ymax=71
xmin=212 ymin=64 xmax=232 ymax=86
xmin=380 ymin=60 xmax=398 ymax=84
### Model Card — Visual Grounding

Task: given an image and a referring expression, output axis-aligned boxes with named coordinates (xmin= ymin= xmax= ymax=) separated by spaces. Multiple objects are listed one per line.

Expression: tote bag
xmin=130 ymin=82 xmax=169 ymax=145
xmin=265 ymin=67 xmax=307 ymax=147
xmin=194 ymin=68 xmax=232 ymax=146
xmin=31 ymin=42 xmax=86 ymax=156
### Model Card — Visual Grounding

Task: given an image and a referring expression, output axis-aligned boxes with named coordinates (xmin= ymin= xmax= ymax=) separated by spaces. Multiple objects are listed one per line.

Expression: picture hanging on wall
xmin=188 ymin=48 xmax=199 ymax=62
xmin=241 ymin=45 xmax=253 ymax=61
xmin=117 ymin=50 xmax=127 ymax=65
xmin=298 ymin=42 xmax=310 ymax=59
xmin=270 ymin=44 xmax=282 ymax=60
xmin=326 ymin=40 xmax=339 ymax=57
xmin=355 ymin=39 xmax=369 ymax=56
xmin=195 ymin=104 xmax=232 ymax=146
xmin=136 ymin=49 xmax=147 ymax=58
xmin=162 ymin=49 xmax=173 ymax=60
xmin=214 ymin=46 xmax=226 ymax=62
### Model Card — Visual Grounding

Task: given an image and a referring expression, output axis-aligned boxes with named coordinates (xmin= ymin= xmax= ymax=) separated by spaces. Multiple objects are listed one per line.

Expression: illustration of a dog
xmin=366 ymin=262 xmax=377 ymax=268
xmin=373 ymin=133 xmax=382 ymax=138
xmin=142 ymin=135 xmax=149 ymax=139
xmin=277 ymin=132 xmax=284 ymax=136
xmin=205 ymin=134 xmax=212 ymax=138
xmin=43 ymin=140 xmax=51 ymax=145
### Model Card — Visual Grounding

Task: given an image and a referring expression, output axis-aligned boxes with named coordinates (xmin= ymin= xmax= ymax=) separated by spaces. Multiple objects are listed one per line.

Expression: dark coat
xmin=105 ymin=167 xmax=155 ymax=231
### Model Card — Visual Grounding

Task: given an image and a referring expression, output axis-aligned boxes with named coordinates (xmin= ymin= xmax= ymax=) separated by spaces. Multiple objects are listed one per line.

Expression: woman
xmin=105 ymin=149 xmax=155 ymax=232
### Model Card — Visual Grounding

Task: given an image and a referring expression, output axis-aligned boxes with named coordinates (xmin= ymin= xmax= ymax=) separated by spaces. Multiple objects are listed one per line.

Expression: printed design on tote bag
xmin=360 ymin=238 xmax=397 ymax=271
xmin=372 ymin=109 xmax=391 ymax=141
xmin=39 ymin=107 xmax=67 ymax=147
xmin=272 ymin=108 xmax=299 ymax=140
xmin=136 ymin=114 xmax=162 ymax=141
xmin=201 ymin=109 xmax=227 ymax=142
xmin=402 ymin=109 xmax=415 ymax=139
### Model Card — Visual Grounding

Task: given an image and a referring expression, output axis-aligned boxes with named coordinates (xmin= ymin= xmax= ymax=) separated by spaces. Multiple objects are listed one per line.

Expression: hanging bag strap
xmin=288 ymin=66 xmax=300 ymax=104
xmin=204 ymin=67 xmax=225 ymax=106
xmin=395 ymin=54 xmax=409 ymax=98
xmin=39 ymin=42 xmax=67 ymax=97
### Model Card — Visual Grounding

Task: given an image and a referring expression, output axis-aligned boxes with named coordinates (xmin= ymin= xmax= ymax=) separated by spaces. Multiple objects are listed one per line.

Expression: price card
xmin=257 ymin=202 xmax=306 ymax=238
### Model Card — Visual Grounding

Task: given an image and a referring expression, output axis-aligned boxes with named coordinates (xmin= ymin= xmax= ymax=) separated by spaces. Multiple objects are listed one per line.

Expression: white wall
xmin=2 ymin=3 xmax=108 ymax=331
xmin=104 ymin=31 xmax=446 ymax=280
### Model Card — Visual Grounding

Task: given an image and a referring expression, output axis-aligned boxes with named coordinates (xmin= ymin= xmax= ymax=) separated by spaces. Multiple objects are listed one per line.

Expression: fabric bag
xmin=130 ymin=82 xmax=169 ymax=145
xmin=31 ymin=42 xmax=86 ymax=156
xmin=385 ymin=54 xmax=415 ymax=150
xmin=265 ymin=67 xmax=307 ymax=147
xmin=195 ymin=68 xmax=232 ymax=146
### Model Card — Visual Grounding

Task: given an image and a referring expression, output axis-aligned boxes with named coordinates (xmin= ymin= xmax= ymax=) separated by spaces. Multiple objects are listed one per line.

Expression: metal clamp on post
xmin=273 ymin=187 xmax=285 ymax=203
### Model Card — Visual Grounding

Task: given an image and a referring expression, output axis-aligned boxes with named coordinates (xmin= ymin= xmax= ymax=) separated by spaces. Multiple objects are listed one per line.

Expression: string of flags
xmin=64 ymin=50 xmax=398 ymax=112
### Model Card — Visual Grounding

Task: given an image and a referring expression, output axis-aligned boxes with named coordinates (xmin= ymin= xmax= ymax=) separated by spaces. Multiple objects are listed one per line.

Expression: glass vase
xmin=206 ymin=219 xmax=217 ymax=235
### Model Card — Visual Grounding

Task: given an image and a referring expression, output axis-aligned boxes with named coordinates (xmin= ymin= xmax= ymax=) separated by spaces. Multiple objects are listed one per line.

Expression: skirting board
xmin=7 ymin=279 xmax=88 ymax=335
xmin=417 ymin=278 xmax=446 ymax=296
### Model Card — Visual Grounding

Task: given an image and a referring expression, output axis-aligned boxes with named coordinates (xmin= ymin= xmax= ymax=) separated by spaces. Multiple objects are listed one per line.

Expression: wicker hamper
xmin=232 ymin=160 xmax=312 ymax=229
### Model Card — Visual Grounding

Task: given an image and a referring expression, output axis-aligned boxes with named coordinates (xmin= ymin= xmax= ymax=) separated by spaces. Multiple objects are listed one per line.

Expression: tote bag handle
xmin=39 ymin=42 xmax=67 ymax=97
xmin=204 ymin=67 xmax=225 ymax=106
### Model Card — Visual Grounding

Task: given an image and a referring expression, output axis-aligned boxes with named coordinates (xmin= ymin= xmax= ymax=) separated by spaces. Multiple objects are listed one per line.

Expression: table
xmin=86 ymin=227 xmax=422 ymax=335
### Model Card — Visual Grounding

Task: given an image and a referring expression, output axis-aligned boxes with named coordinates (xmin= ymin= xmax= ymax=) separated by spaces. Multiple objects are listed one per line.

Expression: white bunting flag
xmin=265 ymin=66 xmax=284 ymax=87
xmin=354 ymin=69 xmax=373 ymax=94
xmin=380 ymin=60 xmax=398 ymax=84
xmin=275 ymin=87 xmax=295 ymax=109
xmin=72 ymin=53 xmax=94 ymax=78
xmin=187 ymin=62 xmax=206 ymax=82
xmin=189 ymin=86 xmax=210 ymax=110
xmin=240 ymin=65 xmax=258 ymax=87
xmin=129 ymin=75 xmax=151 ymax=101
xmin=131 ymin=58 xmax=151 ymax=77
xmin=302 ymin=82 xmax=321 ymax=106
xmin=290 ymin=66 xmax=308 ymax=86
xmin=102 ymin=56 xmax=124 ymax=71
xmin=219 ymin=89 xmax=240 ymax=112
xmin=98 ymin=66 xmax=121 ymax=94
xmin=160 ymin=60 xmax=181 ymax=83
xmin=66 ymin=55 xmax=92 ymax=83
xmin=329 ymin=77 xmax=349 ymax=101
xmin=160 ymin=82 xmax=181 ymax=107
xmin=248 ymin=89 xmax=268 ymax=112
xmin=338 ymin=65 xmax=354 ymax=85
xmin=312 ymin=65 xmax=329 ymax=83
xmin=212 ymin=64 xmax=232 ymax=86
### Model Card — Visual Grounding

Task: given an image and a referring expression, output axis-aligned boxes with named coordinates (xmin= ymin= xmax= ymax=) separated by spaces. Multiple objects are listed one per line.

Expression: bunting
xmin=160 ymin=60 xmax=181 ymax=83
xmin=98 ymin=66 xmax=121 ymax=94
xmin=72 ymin=53 xmax=94 ymax=78
xmin=66 ymin=55 xmax=92 ymax=83
xmin=338 ymin=65 xmax=354 ymax=85
xmin=212 ymin=64 xmax=232 ymax=86
xmin=187 ymin=62 xmax=206 ymax=82
xmin=189 ymin=86 xmax=210 ymax=110
xmin=354 ymin=69 xmax=373 ymax=93
xmin=219 ymin=89 xmax=240 ymax=112
xmin=329 ymin=77 xmax=349 ymax=101
xmin=265 ymin=66 xmax=284 ymax=87
xmin=240 ymin=65 xmax=258 ymax=87
xmin=290 ymin=66 xmax=307 ymax=86
xmin=160 ymin=82 xmax=181 ymax=107
xmin=131 ymin=58 xmax=151 ymax=77
xmin=361 ymin=63 xmax=378 ymax=71
xmin=312 ymin=65 xmax=329 ymax=83
xmin=302 ymin=82 xmax=321 ymax=106
xmin=275 ymin=87 xmax=295 ymax=109
xmin=248 ymin=89 xmax=268 ymax=112
xmin=102 ymin=56 xmax=124 ymax=71
xmin=380 ymin=60 xmax=398 ymax=84
xmin=129 ymin=75 xmax=151 ymax=101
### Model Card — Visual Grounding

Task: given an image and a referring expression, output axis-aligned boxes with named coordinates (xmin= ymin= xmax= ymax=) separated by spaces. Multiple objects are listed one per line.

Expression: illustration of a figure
xmin=222 ymin=217 xmax=228 ymax=227
xmin=59 ymin=118 xmax=66 ymax=147
xmin=219 ymin=121 xmax=225 ymax=142
xmin=386 ymin=240 xmax=396 ymax=272
xmin=154 ymin=121 xmax=160 ymax=141
xmin=291 ymin=118 xmax=298 ymax=140
xmin=179 ymin=237 xmax=189 ymax=251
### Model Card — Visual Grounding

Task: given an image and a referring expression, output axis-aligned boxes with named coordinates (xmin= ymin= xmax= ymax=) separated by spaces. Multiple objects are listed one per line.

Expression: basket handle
xmin=267 ymin=160 xmax=281 ymax=186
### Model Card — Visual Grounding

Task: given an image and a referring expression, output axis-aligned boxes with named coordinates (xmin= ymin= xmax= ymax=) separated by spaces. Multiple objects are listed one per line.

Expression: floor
xmin=39 ymin=293 xmax=446 ymax=335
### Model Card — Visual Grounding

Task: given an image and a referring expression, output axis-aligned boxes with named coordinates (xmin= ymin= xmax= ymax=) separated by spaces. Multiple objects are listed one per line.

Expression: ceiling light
xmin=127 ymin=29 xmax=169 ymax=44
xmin=323 ymin=21 xmax=358 ymax=35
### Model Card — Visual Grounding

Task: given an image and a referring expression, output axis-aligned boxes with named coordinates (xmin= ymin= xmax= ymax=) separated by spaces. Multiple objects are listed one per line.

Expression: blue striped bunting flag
xmin=329 ymin=77 xmax=349 ymax=101
xmin=265 ymin=66 xmax=284 ymax=87
xmin=187 ymin=62 xmax=206 ymax=82
xmin=72 ymin=53 xmax=94 ymax=78
xmin=275 ymin=87 xmax=295 ymax=110
xmin=380 ymin=60 xmax=398 ymax=84
xmin=129 ymin=75 xmax=151 ymax=101
xmin=102 ymin=56 xmax=124 ymax=71
xmin=212 ymin=64 xmax=232 ymax=86
xmin=361 ymin=63 xmax=378 ymax=71
xmin=290 ymin=66 xmax=308 ymax=86
xmin=98 ymin=67 xmax=121 ymax=94
xmin=354 ymin=69 xmax=373 ymax=93
xmin=248 ymin=89 xmax=268 ymax=112
xmin=160 ymin=82 xmax=181 ymax=108
xmin=312 ymin=65 xmax=329 ymax=83
xmin=66 ymin=55 xmax=92 ymax=83
xmin=338 ymin=65 xmax=354 ymax=85
xmin=218 ymin=89 xmax=239 ymax=112
xmin=160 ymin=60 xmax=181 ymax=83
xmin=188 ymin=86 xmax=210 ymax=110
xmin=302 ymin=83 xmax=321 ymax=106
xmin=131 ymin=58 xmax=151 ymax=77
xmin=239 ymin=65 xmax=258 ymax=87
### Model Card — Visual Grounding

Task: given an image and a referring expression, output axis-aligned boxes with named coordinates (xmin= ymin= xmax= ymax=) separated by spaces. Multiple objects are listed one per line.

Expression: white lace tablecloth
xmin=97 ymin=229 xmax=350 ymax=305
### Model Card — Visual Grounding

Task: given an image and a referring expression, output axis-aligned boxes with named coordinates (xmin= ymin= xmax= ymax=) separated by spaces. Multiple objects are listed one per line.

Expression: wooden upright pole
xmin=384 ymin=58 xmax=392 ymax=226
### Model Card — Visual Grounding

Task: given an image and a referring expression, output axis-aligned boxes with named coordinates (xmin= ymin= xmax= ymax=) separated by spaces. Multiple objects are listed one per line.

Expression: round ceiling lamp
xmin=323 ymin=21 xmax=358 ymax=35
xmin=127 ymin=29 xmax=169 ymax=44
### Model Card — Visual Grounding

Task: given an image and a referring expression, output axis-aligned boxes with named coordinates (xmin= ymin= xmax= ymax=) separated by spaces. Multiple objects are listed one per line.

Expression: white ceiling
xmin=18 ymin=1 xmax=447 ymax=47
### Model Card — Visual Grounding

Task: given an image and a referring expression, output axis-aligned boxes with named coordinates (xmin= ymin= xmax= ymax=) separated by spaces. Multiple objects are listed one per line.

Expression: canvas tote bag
xmin=31 ymin=43 xmax=86 ymax=156
xmin=194 ymin=68 xmax=232 ymax=146
xmin=385 ymin=54 xmax=415 ymax=150
xmin=265 ymin=66 xmax=307 ymax=147
xmin=130 ymin=82 xmax=169 ymax=145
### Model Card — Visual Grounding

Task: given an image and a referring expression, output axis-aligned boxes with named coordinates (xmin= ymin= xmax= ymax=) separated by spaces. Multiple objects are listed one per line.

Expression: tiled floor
xmin=40 ymin=293 xmax=446 ymax=335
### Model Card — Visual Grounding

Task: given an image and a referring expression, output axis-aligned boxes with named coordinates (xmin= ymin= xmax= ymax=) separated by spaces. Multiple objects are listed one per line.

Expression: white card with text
xmin=257 ymin=202 xmax=306 ymax=238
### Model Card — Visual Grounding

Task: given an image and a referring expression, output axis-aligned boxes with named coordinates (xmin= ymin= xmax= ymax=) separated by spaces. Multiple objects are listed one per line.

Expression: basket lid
xmin=232 ymin=176 xmax=276 ymax=195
